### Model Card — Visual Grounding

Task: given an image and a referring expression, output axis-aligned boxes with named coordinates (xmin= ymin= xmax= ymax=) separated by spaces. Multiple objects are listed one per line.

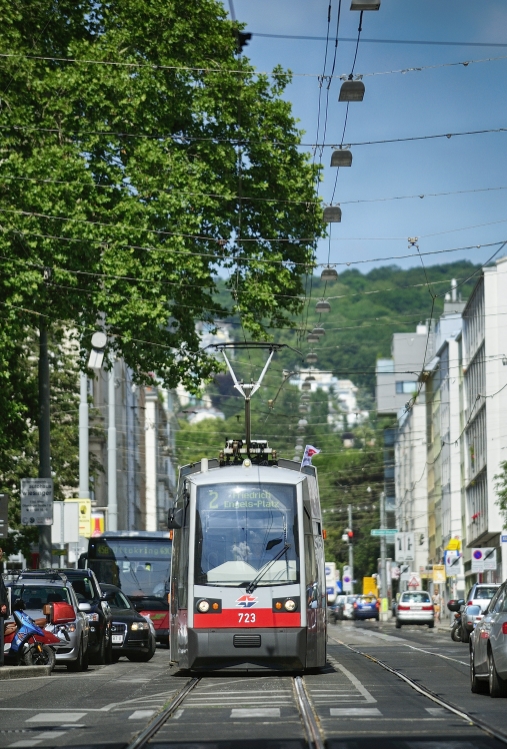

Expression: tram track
xmin=125 ymin=673 xmax=325 ymax=749
xmin=338 ymin=639 xmax=507 ymax=748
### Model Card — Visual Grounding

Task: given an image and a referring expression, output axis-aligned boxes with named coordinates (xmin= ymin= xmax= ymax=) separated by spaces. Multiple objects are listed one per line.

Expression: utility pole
xmin=79 ymin=372 xmax=90 ymax=499
xmin=107 ymin=361 xmax=118 ymax=531
xmin=38 ymin=326 xmax=52 ymax=568
xmin=380 ymin=491 xmax=387 ymax=603
xmin=348 ymin=504 xmax=354 ymax=595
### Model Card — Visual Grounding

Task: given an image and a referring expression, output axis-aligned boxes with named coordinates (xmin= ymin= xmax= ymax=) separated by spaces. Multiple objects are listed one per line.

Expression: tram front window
xmin=195 ymin=483 xmax=299 ymax=587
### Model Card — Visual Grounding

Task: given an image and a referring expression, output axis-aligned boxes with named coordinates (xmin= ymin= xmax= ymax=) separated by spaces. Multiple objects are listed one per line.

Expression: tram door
xmin=303 ymin=478 xmax=326 ymax=668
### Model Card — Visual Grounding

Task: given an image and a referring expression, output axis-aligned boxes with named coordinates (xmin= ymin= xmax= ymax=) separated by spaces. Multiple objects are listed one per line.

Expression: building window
xmin=396 ymin=381 xmax=417 ymax=394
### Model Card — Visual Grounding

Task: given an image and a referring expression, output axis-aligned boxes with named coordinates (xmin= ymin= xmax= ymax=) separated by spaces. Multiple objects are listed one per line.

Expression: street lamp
xmin=351 ymin=0 xmax=380 ymax=9
xmin=321 ymin=266 xmax=338 ymax=282
xmin=339 ymin=79 xmax=365 ymax=102
xmin=315 ymin=300 xmax=331 ymax=313
xmin=331 ymin=149 xmax=352 ymax=167
xmin=323 ymin=205 xmax=342 ymax=222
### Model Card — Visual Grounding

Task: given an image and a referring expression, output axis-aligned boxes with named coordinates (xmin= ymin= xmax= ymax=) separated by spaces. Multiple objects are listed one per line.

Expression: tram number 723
xmin=238 ymin=613 xmax=256 ymax=623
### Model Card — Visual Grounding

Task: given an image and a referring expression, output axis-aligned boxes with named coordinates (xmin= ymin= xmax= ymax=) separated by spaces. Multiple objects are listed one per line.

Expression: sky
xmin=225 ymin=0 xmax=507 ymax=275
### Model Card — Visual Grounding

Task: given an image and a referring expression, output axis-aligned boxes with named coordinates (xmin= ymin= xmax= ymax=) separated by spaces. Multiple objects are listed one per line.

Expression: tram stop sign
xmin=0 ymin=494 xmax=8 ymax=538
xmin=20 ymin=478 xmax=53 ymax=526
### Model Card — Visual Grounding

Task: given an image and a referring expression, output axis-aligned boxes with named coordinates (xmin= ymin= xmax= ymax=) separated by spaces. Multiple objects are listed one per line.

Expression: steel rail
xmin=293 ymin=676 xmax=325 ymax=749
xmin=337 ymin=640 xmax=507 ymax=747
xmin=125 ymin=677 xmax=200 ymax=749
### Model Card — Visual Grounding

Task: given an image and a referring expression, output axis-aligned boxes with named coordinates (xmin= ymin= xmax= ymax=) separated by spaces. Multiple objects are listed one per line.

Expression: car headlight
xmin=131 ymin=621 xmax=149 ymax=631
xmin=66 ymin=623 xmax=77 ymax=633
xmin=87 ymin=613 xmax=100 ymax=622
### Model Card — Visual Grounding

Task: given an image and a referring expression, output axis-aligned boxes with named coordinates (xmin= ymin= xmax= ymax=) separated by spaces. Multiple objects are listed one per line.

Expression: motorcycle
xmin=3 ymin=601 xmax=64 ymax=670
xmin=447 ymin=598 xmax=465 ymax=643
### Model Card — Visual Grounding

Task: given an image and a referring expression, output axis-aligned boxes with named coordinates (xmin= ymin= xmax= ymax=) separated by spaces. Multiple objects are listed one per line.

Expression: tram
xmin=168 ymin=444 xmax=327 ymax=672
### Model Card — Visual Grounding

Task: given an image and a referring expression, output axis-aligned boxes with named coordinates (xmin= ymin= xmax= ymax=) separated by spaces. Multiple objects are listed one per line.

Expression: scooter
xmin=447 ymin=599 xmax=465 ymax=643
xmin=3 ymin=602 xmax=63 ymax=670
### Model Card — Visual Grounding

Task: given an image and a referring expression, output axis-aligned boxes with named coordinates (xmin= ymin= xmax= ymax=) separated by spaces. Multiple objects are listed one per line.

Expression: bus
xmin=168 ymin=451 xmax=327 ymax=672
xmin=79 ymin=531 xmax=172 ymax=644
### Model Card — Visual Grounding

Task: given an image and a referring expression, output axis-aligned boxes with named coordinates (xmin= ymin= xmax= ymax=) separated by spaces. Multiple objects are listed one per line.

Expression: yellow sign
xmin=91 ymin=512 xmax=105 ymax=537
xmin=363 ymin=577 xmax=378 ymax=597
xmin=432 ymin=564 xmax=446 ymax=584
xmin=446 ymin=538 xmax=461 ymax=551
xmin=65 ymin=498 xmax=91 ymax=538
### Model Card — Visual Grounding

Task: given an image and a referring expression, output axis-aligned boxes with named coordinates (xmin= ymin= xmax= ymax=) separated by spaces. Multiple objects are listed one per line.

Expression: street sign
xmin=0 ymin=494 xmax=8 ymax=539
xmin=471 ymin=547 xmax=497 ymax=573
xmin=343 ymin=565 xmax=352 ymax=592
xmin=483 ymin=548 xmax=497 ymax=571
xmin=408 ymin=574 xmax=421 ymax=589
xmin=51 ymin=502 xmax=79 ymax=545
xmin=20 ymin=478 xmax=53 ymax=526
xmin=446 ymin=537 xmax=461 ymax=551
xmin=405 ymin=532 xmax=415 ymax=562
xmin=65 ymin=498 xmax=91 ymax=538
xmin=433 ymin=564 xmax=446 ymax=584
xmin=501 ymin=535 xmax=507 ymax=544
xmin=395 ymin=531 xmax=414 ymax=561
xmin=370 ymin=529 xmax=398 ymax=536
xmin=445 ymin=549 xmax=461 ymax=575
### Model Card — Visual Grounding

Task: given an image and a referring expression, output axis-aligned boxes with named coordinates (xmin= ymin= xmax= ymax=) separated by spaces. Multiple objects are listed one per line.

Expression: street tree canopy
xmin=0 ymin=0 xmax=324 ymax=394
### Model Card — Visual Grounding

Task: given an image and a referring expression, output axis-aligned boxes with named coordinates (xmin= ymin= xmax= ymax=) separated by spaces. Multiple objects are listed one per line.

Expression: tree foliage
xmin=0 ymin=0 xmax=324 ymax=400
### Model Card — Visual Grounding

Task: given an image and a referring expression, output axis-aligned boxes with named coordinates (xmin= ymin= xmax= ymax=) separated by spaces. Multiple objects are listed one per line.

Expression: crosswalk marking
xmin=230 ymin=708 xmax=281 ymax=718
xmin=128 ymin=710 xmax=156 ymax=720
xmin=26 ymin=714 xmax=86 ymax=723
xmin=425 ymin=707 xmax=449 ymax=717
xmin=8 ymin=742 xmax=43 ymax=748
xmin=330 ymin=707 xmax=382 ymax=717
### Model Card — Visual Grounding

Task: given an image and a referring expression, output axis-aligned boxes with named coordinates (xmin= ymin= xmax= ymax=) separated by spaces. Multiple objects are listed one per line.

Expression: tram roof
xmin=188 ymin=463 xmax=308 ymax=487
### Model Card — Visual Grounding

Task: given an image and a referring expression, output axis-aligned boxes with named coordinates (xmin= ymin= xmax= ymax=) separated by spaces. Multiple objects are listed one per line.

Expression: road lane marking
xmin=327 ymin=656 xmax=377 ymax=703
xmin=425 ymin=707 xmax=450 ymax=717
xmin=330 ymin=707 xmax=381 ymax=717
xmin=8 ymin=741 xmax=43 ymax=748
xmin=172 ymin=709 xmax=184 ymax=720
xmin=32 ymin=732 xmax=67 ymax=739
xmin=230 ymin=708 xmax=281 ymax=718
xmin=128 ymin=710 xmax=156 ymax=720
xmin=26 ymin=714 xmax=86 ymax=723
xmin=404 ymin=644 xmax=468 ymax=666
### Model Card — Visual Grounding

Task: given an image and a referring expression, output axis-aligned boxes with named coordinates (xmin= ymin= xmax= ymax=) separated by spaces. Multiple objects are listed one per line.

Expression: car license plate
xmin=112 ymin=635 xmax=123 ymax=644
xmin=412 ymin=605 xmax=422 ymax=610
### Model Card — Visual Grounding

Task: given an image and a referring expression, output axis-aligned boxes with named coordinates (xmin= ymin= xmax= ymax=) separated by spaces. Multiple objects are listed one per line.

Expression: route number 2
xmin=238 ymin=612 xmax=256 ymax=623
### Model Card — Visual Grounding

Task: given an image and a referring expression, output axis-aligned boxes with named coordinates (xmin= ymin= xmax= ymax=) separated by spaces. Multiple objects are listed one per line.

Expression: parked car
xmin=342 ymin=595 xmax=357 ymax=620
xmin=100 ymin=584 xmax=157 ymax=662
xmin=470 ymin=581 xmax=507 ymax=696
xmin=57 ymin=569 xmax=113 ymax=665
xmin=353 ymin=595 xmax=380 ymax=621
xmin=461 ymin=584 xmax=500 ymax=643
xmin=9 ymin=570 xmax=89 ymax=671
xmin=395 ymin=590 xmax=434 ymax=628
xmin=329 ymin=595 xmax=347 ymax=623
xmin=128 ymin=595 xmax=169 ymax=646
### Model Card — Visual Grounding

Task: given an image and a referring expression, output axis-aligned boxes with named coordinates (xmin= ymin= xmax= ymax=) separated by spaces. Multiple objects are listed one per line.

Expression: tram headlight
xmin=284 ymin=599 xmax=297 ymax=612
xmin=197 ymin=599 xmax=210 ymax=613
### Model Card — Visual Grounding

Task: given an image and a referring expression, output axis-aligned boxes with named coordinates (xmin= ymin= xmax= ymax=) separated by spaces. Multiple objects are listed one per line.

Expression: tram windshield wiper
xmin=245 ymin=543 xmax=291 ymax=594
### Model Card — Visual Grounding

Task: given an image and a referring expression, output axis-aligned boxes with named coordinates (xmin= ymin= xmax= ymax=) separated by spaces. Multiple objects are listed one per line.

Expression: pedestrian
xmin=0 ymin=547 xmax=10 ymax=667
xmin=432 ymin=588 xmax=441 ymax=624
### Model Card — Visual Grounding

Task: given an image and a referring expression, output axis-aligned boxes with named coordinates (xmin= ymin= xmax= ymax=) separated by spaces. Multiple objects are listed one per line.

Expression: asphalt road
xmin=0 ymin=622 xmax=506 ymax=749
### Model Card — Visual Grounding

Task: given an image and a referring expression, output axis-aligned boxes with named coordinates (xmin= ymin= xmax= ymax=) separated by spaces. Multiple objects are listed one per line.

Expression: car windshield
xmin=107 ymin=589 xmax=133 ymax=610
xmin=66 ymin=576 xmax=98 ymax=604
xmin=474 ymin=587 xmax=498 ymax=599
xmin=194 ymin=483 xmax=299 ymax=587
xmin=401 ymin=592 xmax=430 ymax=603
xmin=11 ymin=585 xmax=72 ymax=608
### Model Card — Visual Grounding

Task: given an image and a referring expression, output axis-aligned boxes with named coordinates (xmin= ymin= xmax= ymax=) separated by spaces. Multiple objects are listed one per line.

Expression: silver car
xmin=395 ymin=590 xmax=434 ymax=628
xmin=470 ymin=581 xmax=507 ymax=696
xmin=461 ymin=583 xmax=500 ymax=643
xmin=10 ymin=571 xmax=90 ymax=671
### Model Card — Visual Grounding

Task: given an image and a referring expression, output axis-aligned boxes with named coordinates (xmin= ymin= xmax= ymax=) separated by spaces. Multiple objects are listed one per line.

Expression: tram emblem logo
xmin=235 ymin=594 xmax=258 ymax=608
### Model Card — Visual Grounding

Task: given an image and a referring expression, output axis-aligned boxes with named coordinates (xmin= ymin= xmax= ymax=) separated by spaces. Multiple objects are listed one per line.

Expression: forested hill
xmin=278 ymin=259 xmax=481 ymax=396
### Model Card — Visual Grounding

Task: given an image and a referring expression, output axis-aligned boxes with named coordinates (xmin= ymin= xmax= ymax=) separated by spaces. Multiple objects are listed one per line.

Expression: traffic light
xmin=342 ymin=528 xmax=353 ymax=542
xmin=233 ymin=29 xmax=252 ymax=53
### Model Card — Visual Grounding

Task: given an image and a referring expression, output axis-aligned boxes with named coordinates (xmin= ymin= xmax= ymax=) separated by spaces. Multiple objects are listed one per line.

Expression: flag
xmin=301 ymin=444 xmax=321 ymax=467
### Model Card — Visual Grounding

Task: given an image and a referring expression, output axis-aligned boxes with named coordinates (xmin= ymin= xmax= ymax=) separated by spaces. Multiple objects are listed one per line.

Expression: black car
xmin=100 ymin=584 xmax=157 ymax=663
xmin=58 ymin=568 xmax=113 ymax=665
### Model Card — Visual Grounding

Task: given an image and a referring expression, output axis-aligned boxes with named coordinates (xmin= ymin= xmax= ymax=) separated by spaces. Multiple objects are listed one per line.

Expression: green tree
xmin=0 ymin=0 xmax=324 ymax=397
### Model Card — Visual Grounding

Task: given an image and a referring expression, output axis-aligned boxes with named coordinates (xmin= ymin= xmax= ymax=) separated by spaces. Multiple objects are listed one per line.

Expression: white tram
xmin=168 ymin=446 xmax=327 ymax=672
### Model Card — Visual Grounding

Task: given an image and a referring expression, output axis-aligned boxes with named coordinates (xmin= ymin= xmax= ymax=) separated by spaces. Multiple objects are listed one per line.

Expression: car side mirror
xmin=458 ymin=599 xmax=465 ymax=606
xmin=101 ymin=591 xmax=115 ymax=602
xmin=78 ymin=602 xmax=91 ymax=613
xmin=167 ymin=507 xmax=183 ymax=529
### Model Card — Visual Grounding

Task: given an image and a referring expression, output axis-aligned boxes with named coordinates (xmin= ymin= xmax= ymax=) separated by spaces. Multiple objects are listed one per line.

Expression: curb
xmin=0 ymin=665 xmax=52 ymax=680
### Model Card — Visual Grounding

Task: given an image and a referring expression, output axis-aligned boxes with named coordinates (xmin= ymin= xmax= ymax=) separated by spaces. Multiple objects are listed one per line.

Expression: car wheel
xmin=105 ymin=635 xmax=113 ymax=666
xmin=470 ymin=647 xmax=488 ymax=694
xmin=488 ymin=650 xmax=507 ymax=697
xmin=90 ymin=634 xmax=106 ymax=665
xmin=428 ymin=621 xmax=434 ymax=629
xmin=81 ymin=644 xmax=89 ymax=672
xmin=112 ymin=652 xmax=121 ymax=663
xmin=67 ymin=639 xmax=84 ymax=672
xmin=461 ymin=627 xmax=470 ymax=644
xmin=375 ymin=616 xmax=379 ymax=622
xmin=395 ymin=619 xmax=401 ymax=629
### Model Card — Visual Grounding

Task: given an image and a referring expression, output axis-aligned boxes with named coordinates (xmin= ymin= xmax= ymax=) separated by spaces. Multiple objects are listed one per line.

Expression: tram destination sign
xmin=370 ymin=529 xmax=398 ymax=537
xmin=20 ymin=478 xmax=53 ymax=526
